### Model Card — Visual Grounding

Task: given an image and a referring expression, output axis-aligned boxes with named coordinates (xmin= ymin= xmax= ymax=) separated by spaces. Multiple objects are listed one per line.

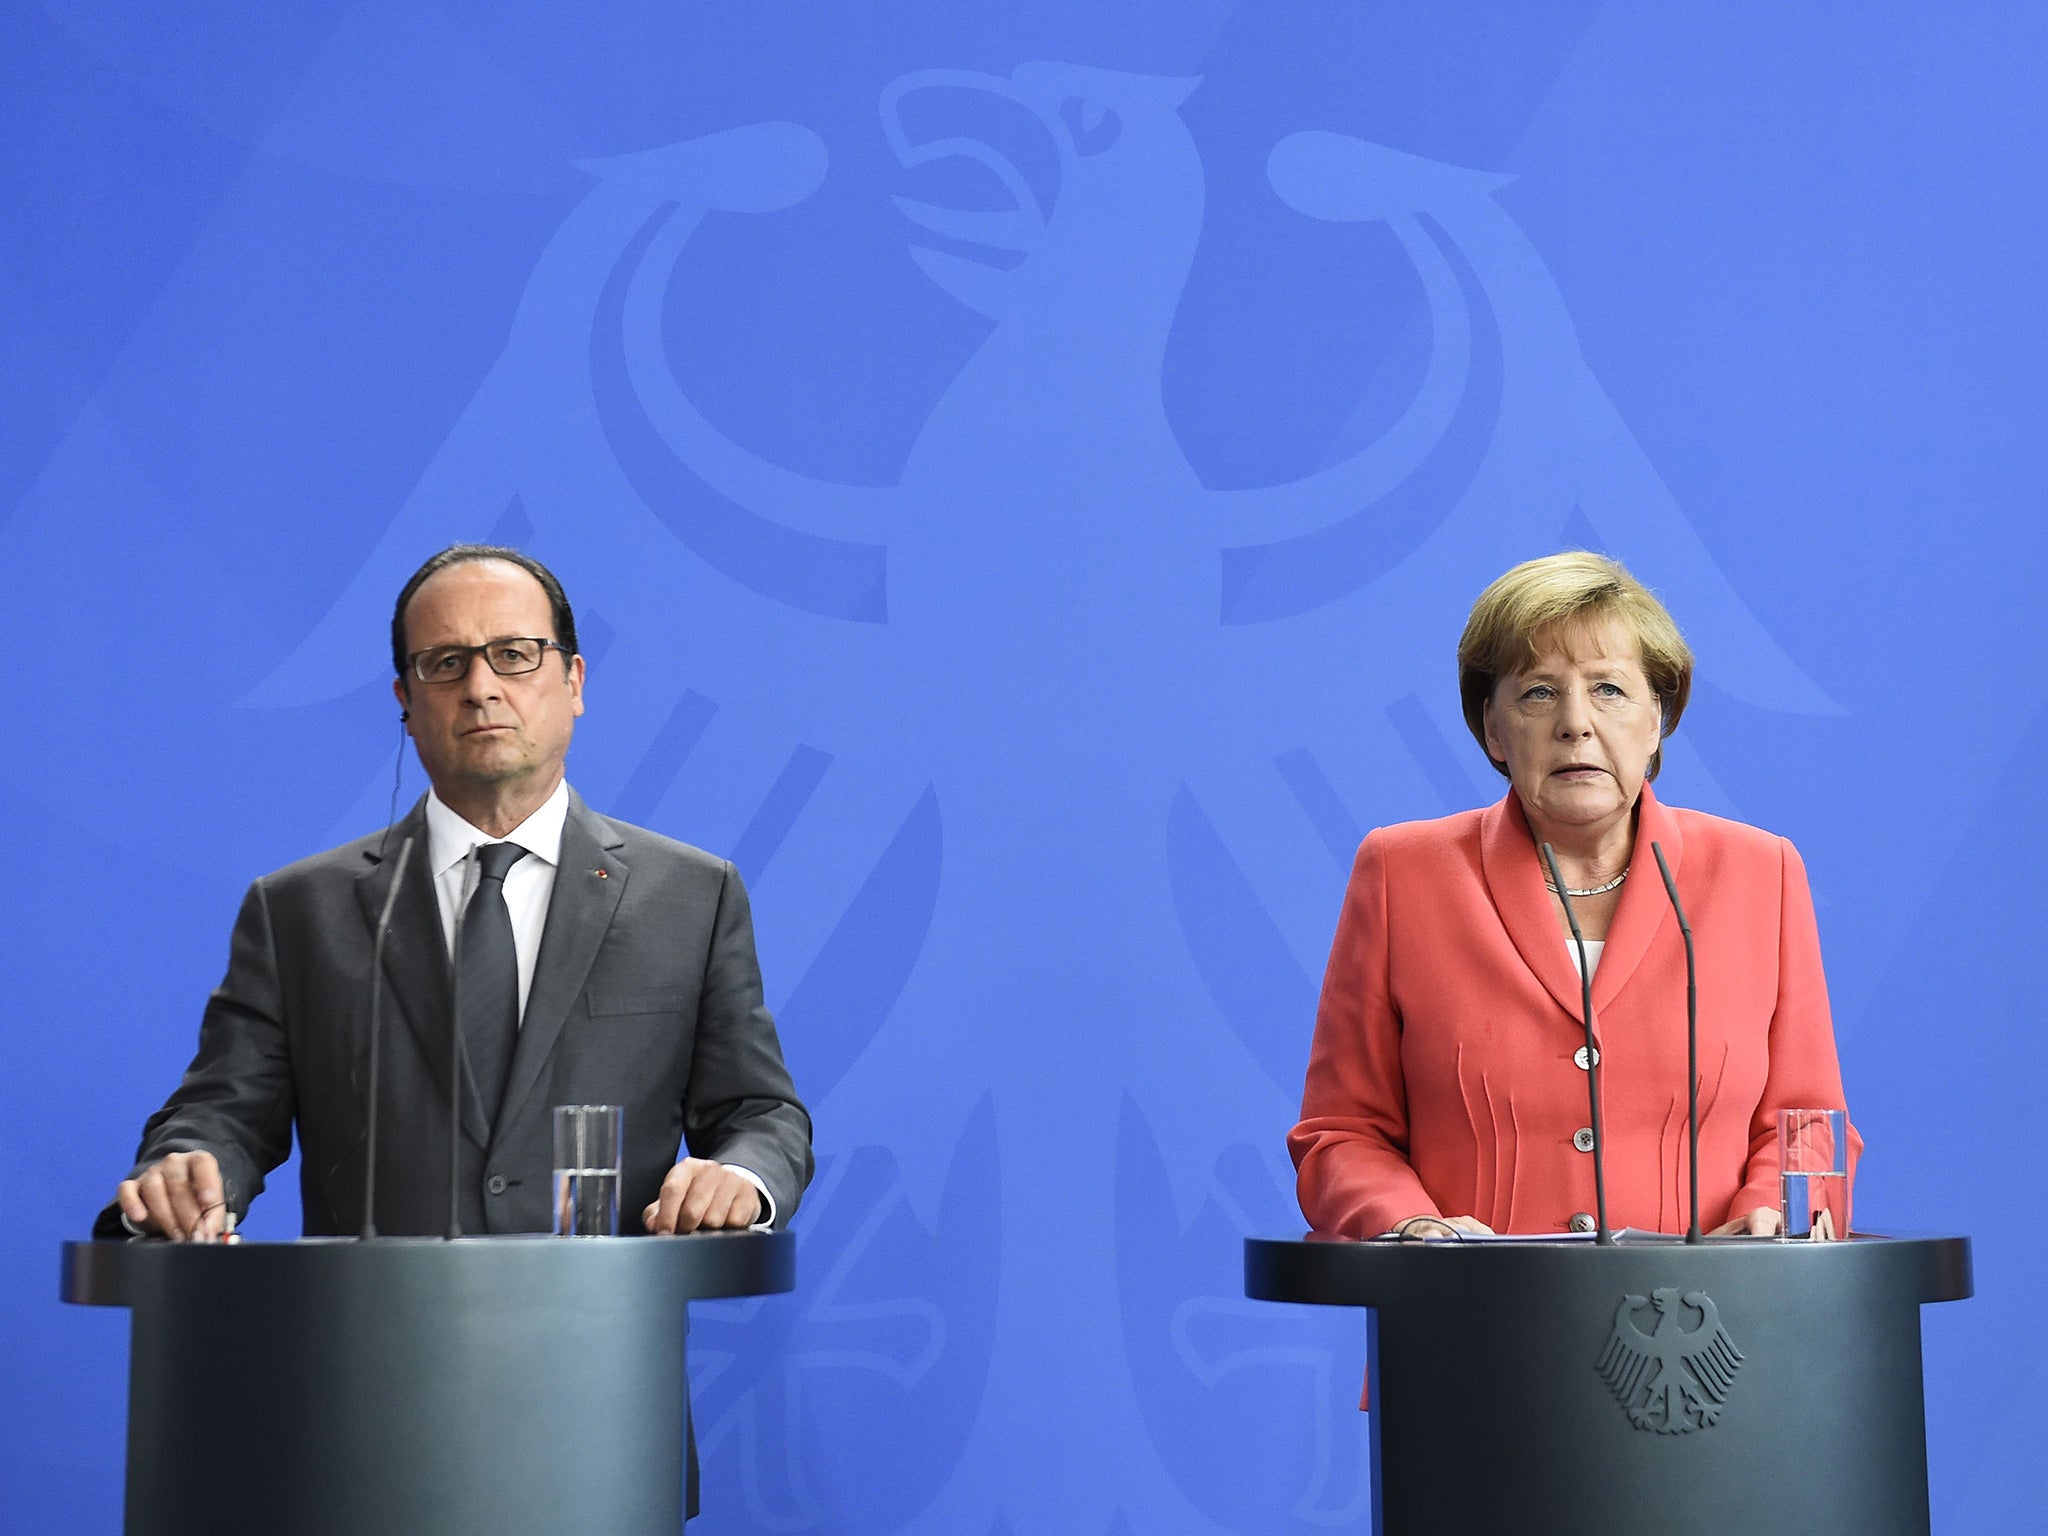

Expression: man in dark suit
xmin=104 ymin=543 xmax=811 ymax=1244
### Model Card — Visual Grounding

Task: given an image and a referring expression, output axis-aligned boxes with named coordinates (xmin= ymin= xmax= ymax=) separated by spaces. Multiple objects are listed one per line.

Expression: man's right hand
xmin=116 ymin=1151 xmax=228 ymax=1242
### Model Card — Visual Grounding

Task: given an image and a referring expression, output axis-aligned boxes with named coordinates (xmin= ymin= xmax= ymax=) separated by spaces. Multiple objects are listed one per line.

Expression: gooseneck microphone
xmin=1541 ymin=843 xmax=1613 ymax=1245
xmin=1650 ymin=842 xmax=1703 ymax=1243
xmin=359 ymin=835 xmax=417 ymax=1240
xmin=446 ymin=846 xmax=478 ymax=1241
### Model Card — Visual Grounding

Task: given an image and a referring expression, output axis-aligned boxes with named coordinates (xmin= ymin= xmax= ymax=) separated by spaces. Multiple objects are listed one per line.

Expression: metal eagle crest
xmin=1596 ymin=1286 xmax=1744 ymax=1435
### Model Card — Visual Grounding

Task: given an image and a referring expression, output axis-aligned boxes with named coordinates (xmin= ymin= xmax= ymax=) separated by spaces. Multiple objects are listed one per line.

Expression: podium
xmin=63 ymin=1232 xmax=794 ymax=1536
xmin=1245 ymin=1232 xmax=1970 ymax=1536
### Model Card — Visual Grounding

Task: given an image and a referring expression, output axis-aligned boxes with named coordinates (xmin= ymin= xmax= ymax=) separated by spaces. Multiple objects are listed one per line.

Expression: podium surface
xmin=64 ymin=1232 xmax=793 ymax=1536
xmin=1246 ymin=1232 xmax=1970 ymax=1536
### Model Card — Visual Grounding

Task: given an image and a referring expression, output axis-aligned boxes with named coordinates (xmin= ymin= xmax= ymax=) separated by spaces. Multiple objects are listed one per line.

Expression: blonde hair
xmin=1457 ymin=552 xmax=1693 ymax=779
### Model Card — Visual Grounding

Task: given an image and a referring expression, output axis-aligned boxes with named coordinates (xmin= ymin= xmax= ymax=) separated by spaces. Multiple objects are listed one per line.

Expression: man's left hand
xmin=643 ymin=1159 xmax=761 ymax=1234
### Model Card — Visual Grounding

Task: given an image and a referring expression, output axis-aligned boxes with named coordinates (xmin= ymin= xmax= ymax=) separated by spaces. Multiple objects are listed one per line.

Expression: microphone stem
xmin=1543 ymin=844 xmax=1613 ymax=1245
xmin=1652 ymin=842 xmax=1703 ymax=1243
xmin=1685 ymin=920 xmax=1700 ymax=1242
xmin=360 ymin=835 xmax=415 ymax=1240
xmin=446 ymin=848 xmax=473 ymax=1241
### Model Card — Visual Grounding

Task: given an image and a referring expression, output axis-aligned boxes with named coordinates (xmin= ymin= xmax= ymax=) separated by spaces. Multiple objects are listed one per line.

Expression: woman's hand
xmin=1709 ymin=1206 xmax=1785 ymax=1238
xmin=1390 ymin=1214 xmax=1495 ymax=1239
xmin=1713 ymin=1206 xmax=1839 ymax=1240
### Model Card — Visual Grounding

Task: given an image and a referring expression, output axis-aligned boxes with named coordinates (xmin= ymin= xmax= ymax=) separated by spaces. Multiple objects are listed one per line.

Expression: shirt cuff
xmin=720 ymin=1164 xmax=776 ymax=1229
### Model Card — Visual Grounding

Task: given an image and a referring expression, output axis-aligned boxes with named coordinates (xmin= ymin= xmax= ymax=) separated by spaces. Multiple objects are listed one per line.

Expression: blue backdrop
xmin=4 ymin=3 xmax=2043 ymax=1531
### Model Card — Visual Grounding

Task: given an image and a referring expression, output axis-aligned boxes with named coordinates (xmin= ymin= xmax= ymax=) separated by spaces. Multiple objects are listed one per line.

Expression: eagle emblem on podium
xmin=1596 ymin=1287 xmax=1745 ymax=1434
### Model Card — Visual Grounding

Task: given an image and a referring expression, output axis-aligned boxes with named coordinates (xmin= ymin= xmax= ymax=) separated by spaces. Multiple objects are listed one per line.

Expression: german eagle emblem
xmin=1596 ymin=1287 xmax=1744 ymax=1434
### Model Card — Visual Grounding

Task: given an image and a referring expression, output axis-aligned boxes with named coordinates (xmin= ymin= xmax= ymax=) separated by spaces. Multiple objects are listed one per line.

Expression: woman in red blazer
xmin=1290 ymin=553 xmax=1857 ymax=1239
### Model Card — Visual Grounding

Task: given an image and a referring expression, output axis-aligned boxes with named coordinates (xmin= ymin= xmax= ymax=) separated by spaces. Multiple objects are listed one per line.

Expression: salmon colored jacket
xmin=1290 ymin=783 xmax=1859 ymax=1239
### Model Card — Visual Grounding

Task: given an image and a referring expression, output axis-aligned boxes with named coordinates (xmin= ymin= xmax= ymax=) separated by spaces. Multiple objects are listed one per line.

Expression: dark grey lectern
xmin=63 ymin=1233 xmax=794 ymax=1536
xmin=1245 ymin=1232 xmax=1970 ymax=1536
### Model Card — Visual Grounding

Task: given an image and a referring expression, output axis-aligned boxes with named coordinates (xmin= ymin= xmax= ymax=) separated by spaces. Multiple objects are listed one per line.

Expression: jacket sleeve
xmin=92 ymin=880 xmax=297 ymax=1237
xmin=681 ymin=860 xmax=815 ymax=1227
xmin=1288 ymin=831 xmax=1440 ymax=1238
xmin=1724 ymin=838 xmax=1862 ymax=1225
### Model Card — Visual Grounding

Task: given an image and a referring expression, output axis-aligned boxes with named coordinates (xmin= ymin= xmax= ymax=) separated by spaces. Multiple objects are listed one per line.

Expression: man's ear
xmin=392 ymin=674 xmax=413 ymax=730
xmin=567 ymin=653 xmax=586 ymax=717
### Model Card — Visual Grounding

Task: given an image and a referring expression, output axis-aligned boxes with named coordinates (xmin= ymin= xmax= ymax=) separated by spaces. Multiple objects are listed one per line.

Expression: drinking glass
xmin=1778 ymin=1108 xmax=1849 ymax=1240
xmin=553 ymin=1104 xmax=623 ymax=1237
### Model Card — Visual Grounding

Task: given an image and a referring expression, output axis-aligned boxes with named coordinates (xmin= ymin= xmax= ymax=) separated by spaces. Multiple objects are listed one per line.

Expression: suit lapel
xmin=1480 ymin=785 xmax=1683 ymax=1033
xmin=354 ymin=802 xmax=490 ymax=1151
xmin=495 ymin=794 xmax=628 ymax=1139
xmin=1590 ymin=782 xmax=1680 ymax=1015
xmin=1480 ymin=792 xmax=1589 ymax=1024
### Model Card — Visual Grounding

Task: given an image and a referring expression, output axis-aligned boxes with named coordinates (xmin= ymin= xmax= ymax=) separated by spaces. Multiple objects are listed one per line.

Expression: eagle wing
xmin=1595 ymin=1294 xmax=1660 ymax=1406
xmin=1677 ymin=1291 xmax=1745 ymax=1404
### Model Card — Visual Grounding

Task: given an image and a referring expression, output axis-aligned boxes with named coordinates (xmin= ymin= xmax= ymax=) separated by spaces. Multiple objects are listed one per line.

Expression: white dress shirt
xmin=424 ymin=781 xmax=569 ymax=1017
xmin=424 ymin=781 xmax=773 ymax=1226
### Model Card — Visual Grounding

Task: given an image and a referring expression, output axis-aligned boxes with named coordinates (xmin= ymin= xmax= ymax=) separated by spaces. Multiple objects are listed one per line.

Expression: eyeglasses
xmin=407 ymin=638 xmax=567 ymax=685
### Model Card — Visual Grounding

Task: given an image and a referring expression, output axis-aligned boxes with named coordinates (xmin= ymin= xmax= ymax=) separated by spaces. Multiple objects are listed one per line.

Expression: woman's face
xmin=1482 ymin=616 xmax=1665 ymax=841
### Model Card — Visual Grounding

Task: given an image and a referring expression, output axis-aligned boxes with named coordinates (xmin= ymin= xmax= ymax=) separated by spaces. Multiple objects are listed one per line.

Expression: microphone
xmin=359 ymin=835 xmax=416 ymax=1240
xmin=446 ymin=846 xmax=479 ymax=1241
xmin=1541 ymin=843 xmax=1613 ymax=1245
xmin=1650 ymin=842 xmax=1703 ymax=1243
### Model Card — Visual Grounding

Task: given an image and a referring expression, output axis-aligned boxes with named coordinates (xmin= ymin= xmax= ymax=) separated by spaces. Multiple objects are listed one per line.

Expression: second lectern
xmin=1246 ymin=1232 xmax=1969 ymax=1536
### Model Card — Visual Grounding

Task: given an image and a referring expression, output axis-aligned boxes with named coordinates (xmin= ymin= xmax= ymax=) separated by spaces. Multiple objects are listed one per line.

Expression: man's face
xmin=393 ymin=560 xmax=585 ymax=808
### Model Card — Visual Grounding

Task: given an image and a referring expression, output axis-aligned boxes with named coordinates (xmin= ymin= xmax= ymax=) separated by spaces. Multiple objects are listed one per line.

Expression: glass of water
xmin=553 ymin=1104 xmax=623 ymax=1237
xmin=1779 ymin=1108 xmax=1849 ymax=1240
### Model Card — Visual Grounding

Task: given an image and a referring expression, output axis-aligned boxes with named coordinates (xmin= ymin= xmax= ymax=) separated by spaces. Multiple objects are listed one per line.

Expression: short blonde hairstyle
xmin=1457 ymin=552 xmax=1693 ymax=780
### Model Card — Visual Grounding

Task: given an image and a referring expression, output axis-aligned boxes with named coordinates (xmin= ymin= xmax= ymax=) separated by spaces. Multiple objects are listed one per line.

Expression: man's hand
xmin=117 ymin=1151 xmax=228 ymax=1242
xmin=1710 ymin=1206 xmax=1785 ymax=1238
xmin=643 ymin=1159 xmax=762 ymax=1234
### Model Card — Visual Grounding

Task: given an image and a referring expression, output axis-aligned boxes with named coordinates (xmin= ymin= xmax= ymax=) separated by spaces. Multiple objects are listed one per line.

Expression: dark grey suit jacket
xmin=99 ymin=791 xmax=812 ymax=1238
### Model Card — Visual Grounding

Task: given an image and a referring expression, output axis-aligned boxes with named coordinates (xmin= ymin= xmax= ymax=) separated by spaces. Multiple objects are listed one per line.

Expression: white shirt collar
xmin=424 ymin=779 xmax=571 ymax=877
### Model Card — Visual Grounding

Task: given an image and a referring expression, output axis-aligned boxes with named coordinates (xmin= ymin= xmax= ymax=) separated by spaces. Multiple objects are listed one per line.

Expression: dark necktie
xmin=458 ymin=841 xmax=528 ymax=1130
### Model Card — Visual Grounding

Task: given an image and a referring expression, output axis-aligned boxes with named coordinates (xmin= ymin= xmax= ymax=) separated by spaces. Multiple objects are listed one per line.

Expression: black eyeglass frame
xmin=405 ymin=637 xmax=570 ymax=685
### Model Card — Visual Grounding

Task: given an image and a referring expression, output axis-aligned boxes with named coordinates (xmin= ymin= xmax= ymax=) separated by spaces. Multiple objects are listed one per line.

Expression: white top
xmin=424 ymin=780 xmax=570 ymax=1020
xmin=1567 ymin=938 xmax=1606 ymax=980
